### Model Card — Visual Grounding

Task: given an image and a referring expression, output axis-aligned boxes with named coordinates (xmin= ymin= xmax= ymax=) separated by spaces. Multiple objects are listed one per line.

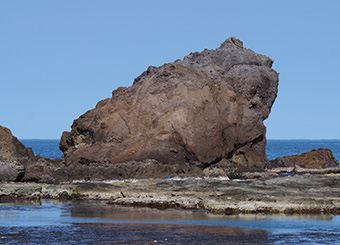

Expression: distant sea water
xmin=20 ymin=139 xmax=340 ymax=162
xmin=21 ymin=139 xmax=62 ymax=159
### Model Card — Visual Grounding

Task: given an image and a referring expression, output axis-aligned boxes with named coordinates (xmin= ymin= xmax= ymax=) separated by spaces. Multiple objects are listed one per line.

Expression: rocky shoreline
xmin=1 ymin=173 xmax=340 ymax=216
xmin=1 ymin=37 xmax=340 ymax=217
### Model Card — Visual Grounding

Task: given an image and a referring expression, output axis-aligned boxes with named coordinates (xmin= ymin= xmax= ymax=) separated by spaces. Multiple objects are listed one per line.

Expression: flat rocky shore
xmin=1 ymin=174 xmax=340 ymax=216
xmin=1 ymin=38 xmax=339 ymax=218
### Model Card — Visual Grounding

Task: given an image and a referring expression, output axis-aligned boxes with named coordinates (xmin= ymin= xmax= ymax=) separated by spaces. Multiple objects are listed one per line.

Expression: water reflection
xmin=70 ymin=202 xmax=215 ymax=221
xmin=0 ymin=200 xmax=339 ymax=243
xmin=0 ymin=199 xmax=41 ymax=206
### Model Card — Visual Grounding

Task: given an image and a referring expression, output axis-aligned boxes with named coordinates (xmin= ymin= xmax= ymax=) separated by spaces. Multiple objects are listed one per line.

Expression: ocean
xmin=1 ymin=139 xmax=337 ymax=244
xmin=21 ymin=139 xmax=63 ymax=160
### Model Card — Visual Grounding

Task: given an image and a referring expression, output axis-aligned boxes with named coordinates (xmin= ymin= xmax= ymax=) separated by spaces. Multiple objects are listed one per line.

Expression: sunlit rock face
xmin=268 ymin=148 xmax=339 ymax=169
xmin=0 ymin=125 xmax=33 ymax=181
xmin=0 ymin=125 xmax=33 ymax=162
xmin=60 ymin=37 xmax=279 ymax=177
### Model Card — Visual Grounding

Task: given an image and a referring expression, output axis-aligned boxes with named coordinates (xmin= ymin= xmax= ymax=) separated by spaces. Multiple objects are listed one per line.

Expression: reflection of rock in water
xmin=1 ymin=200 xmax=340 ymax=243
xmin=2 ymin=222 xmax=340 ymax=244
xmin=0 ymin=199 xmax=41 ymax=206
xmin=0 ymin=223 xmax=269 ymax=244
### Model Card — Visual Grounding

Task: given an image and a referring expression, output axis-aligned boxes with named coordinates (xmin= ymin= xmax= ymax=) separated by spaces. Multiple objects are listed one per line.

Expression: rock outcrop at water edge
xmin=0 ymin=125 xmax=63 ymax=183
xmin=0 ymin=125 xmax=33 ymax=181
xmin=59 ymin=37 xmax=279 ymax=178
xmin=268 ymin=148 xmax=339 ymax=169
xmin=0 ymin=125 xmax=33 ymax=162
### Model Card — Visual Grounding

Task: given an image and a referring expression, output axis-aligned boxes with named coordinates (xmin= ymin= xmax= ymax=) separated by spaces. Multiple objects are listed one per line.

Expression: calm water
xmin=0 ymin=200 xmax=340 ymax=244
xmin=10 ymin=139 xmax=340 ymax=243
xmin=21 ymin=139 xmax=62 ymax=160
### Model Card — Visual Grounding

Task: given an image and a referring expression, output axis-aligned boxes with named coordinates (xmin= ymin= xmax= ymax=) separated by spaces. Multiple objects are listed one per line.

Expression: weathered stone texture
xmin=0 ymin=125 xmax=34 ymax=181
xmin=0 ymin=125 xmax=33 ymax=162
xmin=60 ymin=37 xmax=279 ymax=177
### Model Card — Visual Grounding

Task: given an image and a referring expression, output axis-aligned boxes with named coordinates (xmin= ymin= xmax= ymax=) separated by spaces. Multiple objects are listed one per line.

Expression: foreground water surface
xmin=0 ymin=199 xmax=340 ymax=244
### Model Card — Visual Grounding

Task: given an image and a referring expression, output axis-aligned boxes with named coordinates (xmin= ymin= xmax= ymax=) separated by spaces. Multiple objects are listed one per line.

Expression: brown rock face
xmin=60 ymin=37 xmax=279 ymax=176
xmin=268 ymin=148 xmax=339 ymax=169
xmin=0 ymin=125 xmax=34 ymax=181
xmin=0 ymin=125 xmax=34 ymax=162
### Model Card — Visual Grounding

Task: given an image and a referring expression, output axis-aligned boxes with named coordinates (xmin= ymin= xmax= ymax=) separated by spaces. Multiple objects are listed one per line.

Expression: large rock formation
xmin=60 ymin=37 xmax=279 ymax=178
xmin=60 ymin=37 xmax=279 ymax=174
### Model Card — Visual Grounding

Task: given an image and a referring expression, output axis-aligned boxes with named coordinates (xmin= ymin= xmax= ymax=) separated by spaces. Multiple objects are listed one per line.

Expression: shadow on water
xmin=0 ymin=199 xmax=42 ymax=206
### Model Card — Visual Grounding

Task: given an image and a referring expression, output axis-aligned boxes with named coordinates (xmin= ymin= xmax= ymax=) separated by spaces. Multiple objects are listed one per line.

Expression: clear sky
xmin=1 ymin=0 xmax=339 ymax=139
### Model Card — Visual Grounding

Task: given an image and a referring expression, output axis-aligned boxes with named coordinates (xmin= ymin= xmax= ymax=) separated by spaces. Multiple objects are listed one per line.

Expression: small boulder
xmin=268 ymin=148 xmax=339 ymax=169
xmin=0 ymin=161 xmax=25 ymax=181
xmin=0 ymin=125 xmax=34 ymax=182
xmin=0 ymin=125 xmax=33 ymax=162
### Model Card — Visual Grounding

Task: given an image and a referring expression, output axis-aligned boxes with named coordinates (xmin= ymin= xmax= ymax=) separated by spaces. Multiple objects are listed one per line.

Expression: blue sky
xmin=1 ymin=0 xmax=339 ymax=139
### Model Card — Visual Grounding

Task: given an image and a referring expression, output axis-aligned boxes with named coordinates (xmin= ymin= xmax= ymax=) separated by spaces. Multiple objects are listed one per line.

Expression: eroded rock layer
xmin=60 ymin=37 xmax=279 ymax=176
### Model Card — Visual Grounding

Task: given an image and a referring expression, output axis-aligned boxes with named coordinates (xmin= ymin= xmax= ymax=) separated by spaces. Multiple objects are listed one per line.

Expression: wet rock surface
xmin=60 ymin=37 xmax=279 ymax=177
xmin=1 ymin=174 xmax=340 ymax=215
